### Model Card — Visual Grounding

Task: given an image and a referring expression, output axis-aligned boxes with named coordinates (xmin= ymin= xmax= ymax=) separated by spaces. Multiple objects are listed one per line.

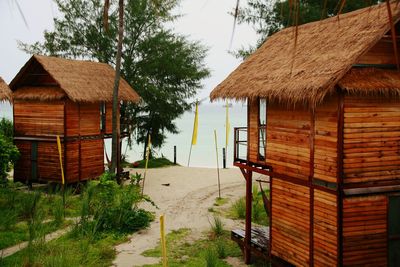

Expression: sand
xmin=112 ymin=166 xmax=251 ymax=267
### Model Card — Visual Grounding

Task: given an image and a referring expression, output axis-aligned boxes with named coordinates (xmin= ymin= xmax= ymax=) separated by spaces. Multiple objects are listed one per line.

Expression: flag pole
xmin=188 ymin=101 xmax=199 ymax=167
xmin=225 ymin=100 xmax=230 ymax=168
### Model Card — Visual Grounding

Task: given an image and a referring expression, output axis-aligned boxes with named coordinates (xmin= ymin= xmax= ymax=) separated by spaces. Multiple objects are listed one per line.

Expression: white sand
xmin=112 ymin=166 xmax=250 ymax=267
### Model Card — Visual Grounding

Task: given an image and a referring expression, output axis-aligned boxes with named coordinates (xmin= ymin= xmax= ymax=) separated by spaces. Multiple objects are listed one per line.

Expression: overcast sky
xmin=0 ymin=0 xmax=258 ymax=99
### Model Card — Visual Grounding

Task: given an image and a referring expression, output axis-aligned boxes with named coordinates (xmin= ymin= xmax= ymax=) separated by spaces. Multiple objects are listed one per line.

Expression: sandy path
xmin=112 ymin=166 xmax=248 ymax=267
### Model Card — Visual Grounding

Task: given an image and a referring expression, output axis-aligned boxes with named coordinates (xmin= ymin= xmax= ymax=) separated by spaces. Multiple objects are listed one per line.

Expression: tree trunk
xmin=111 ymin=0 xmax=124 ymax=176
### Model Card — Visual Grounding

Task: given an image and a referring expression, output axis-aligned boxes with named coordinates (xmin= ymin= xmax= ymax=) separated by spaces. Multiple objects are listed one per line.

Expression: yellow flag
xmin=56 ymin=136 xmax=65 ymax=185
xmin=225 ymin=100 xmax=230 ymax=149
xmin=191 ymin=102 xmax=199 ymax=145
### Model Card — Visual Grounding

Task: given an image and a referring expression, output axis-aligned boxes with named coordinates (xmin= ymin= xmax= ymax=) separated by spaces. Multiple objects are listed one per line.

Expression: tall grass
xmin=232 ymin=198 xmax=246 ymax=219
xmin=204 ymin=247 xmax=218 ymax=267
xmin=210 ymin=216 xmax=224 ymax=237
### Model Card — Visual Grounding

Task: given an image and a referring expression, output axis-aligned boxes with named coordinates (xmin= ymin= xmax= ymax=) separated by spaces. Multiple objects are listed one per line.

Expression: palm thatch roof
xmin=10 ymin=55 xmax=140 ymax=103
xmin=210 ymin=2 xmax=400 ymax=105
xmin=13 ymin=87 xmax=66 ymax=101
xmin=339 ymin=68 xmax=400 ymax=96
xmin=0 ymin=77 xmax=12 ymax=101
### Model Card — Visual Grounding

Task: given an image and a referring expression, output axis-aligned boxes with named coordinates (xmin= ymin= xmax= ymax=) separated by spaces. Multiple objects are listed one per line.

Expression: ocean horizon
xmin=0 ymin=102 xmax=247 ymax=168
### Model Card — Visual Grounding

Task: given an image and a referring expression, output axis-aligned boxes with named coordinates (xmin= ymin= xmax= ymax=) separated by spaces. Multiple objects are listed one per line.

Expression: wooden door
xmin=389 ymin=195 xmax=400 ymax=267
xmin=30 ymin=141 xmax=38 ymax=183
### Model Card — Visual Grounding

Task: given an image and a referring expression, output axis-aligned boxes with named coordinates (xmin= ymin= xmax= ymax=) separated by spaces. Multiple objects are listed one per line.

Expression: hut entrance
xmin=30 ymin=141 xmax=38 ymax=183
xmin=389 ymin=195 xmax=400 ymax=267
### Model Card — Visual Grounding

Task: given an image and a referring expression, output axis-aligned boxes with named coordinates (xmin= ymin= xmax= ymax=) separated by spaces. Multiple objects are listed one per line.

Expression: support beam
xmin=244 ymin=170 xmax=253 ymax=264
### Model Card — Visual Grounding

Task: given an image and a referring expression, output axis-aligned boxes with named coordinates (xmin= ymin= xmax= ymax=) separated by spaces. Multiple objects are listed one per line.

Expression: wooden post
xmin=244 ymin=170 xmax=253 ymax=264
xmin=174 ymin=145 xmax=177 ymax=165
xmin=222 ymin=148 xmax=226 ymax=169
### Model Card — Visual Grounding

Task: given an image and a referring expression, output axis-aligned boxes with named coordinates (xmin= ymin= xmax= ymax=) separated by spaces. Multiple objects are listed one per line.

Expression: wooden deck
xmin=231 ymin=226 xmax=270 ymax=260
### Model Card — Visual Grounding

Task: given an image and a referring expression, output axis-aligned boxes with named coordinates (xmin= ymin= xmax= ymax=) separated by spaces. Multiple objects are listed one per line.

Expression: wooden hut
xmin=10 ymin=55 xmax=139 ymax=184
xmin=0 ymin=77 xmax=12 ymax=102
xmin=211 ymin=2 xmax=400 ymax=266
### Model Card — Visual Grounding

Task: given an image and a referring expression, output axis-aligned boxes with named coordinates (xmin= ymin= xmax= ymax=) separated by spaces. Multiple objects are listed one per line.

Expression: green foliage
xmin=215 ymin=238 xmax=227 ymax=259
xmin=234 ymin=0 xmax=380 ymax=58
xmin=133 ymin=157 xmax=175 ymax=168
xmin=0 ymin=120 xmax=19 ymax=183
xmin=210 ymin=216 xmax=224 ymax=237
xmin=73 ymin=176 xmax=153 ymax=240
xmin=0 ymin=118 xmax=14 ymax=141
xmin=232 ymin=198 xmax=246 ymax=219
xmin=204 ymin=247 xmax=218 ymax=267
xmin=21 ymin=0 xmax=210 ymax=153
xmin=142 ymin=228 xmax=240 ymax=267
xmin=130 ymin=172 xmax=143 ymax=186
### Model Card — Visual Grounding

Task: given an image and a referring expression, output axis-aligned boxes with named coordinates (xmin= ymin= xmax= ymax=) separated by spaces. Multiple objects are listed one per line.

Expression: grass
xmin=0 ymin=220 xmax=72 ymax=250
xmin=228 ymin=186 xmax=270 ymax=226
xmin=0 ymin=231 xmax=129 ymax=267
xmin=131 ymin=157 xmax=175 ymax=168
xmin=210 ymin=216 xmax=224 ymax=237
xmin=142 ymin=228 xmax=242 ymax=267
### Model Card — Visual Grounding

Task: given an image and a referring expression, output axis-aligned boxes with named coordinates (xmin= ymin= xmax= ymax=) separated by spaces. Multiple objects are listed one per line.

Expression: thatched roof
xmin=339 ymin=68 xmax=400 ymax=96
xmin=0 ymin=77 xmax=12 ymax=101
xmin=13 ymin=87 xmax=66 ymax=101
xmin=10 ymin=55 xmax=140 ymax=103
xmin=210 ymin=2 xmax=400 ymax=105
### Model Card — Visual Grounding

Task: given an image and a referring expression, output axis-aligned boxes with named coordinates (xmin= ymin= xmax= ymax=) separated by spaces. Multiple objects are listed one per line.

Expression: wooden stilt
xmin=244 ymin=170 xmax=253 ymax=264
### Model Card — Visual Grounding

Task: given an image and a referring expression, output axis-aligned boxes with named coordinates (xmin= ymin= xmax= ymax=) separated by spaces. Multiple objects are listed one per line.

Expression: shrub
xmin=0 ymin=134 xmax=19 ymax=184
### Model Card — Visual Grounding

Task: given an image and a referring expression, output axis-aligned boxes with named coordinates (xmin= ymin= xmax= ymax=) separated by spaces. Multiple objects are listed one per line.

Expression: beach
xmin=112 ymin=166 xmax=250 ymax=267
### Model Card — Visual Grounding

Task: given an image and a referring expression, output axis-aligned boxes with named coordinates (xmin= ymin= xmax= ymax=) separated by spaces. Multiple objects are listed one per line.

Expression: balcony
xmin=234 ymin=126 xmax=271 ymax=174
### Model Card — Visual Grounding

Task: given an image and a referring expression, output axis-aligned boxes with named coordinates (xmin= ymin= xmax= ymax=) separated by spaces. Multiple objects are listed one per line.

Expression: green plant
xmin=53 ymin=197 xmax=65 ymax=226
xmin=0 ymin=134 xmax=19 ymax=184
xmin=232 ymin=198 xmax=246 ymax=219
xmin=215 ymin=238 xmax=227 ymax=259
xmin=210 ymin=216 xmax=224 ymax=237
xmin=130 ymin=172 xmax=143 ymax=186
xmin=204 ymin=247 xmax=218 ymax=267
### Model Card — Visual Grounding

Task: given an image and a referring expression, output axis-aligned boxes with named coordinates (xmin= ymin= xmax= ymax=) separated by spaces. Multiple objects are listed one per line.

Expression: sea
xmin=0 ymin=102 xmax=247 ymax=168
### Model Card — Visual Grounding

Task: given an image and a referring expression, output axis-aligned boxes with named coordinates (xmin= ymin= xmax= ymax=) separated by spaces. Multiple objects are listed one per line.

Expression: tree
xmin=21 ymin=0 xmax=209 ymax=159
xmin=0 ymin=119 xmax=19 ymax=184
xmin=233 ymin=0 xmax=380 ymax=58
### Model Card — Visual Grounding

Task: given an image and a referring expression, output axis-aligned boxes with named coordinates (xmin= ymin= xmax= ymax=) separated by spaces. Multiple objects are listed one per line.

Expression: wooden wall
xmin=14 ymin=100 xmax=64 ymax=137
xmin=342 ymin=195 xmax=388 ymax=266
xmin=106 ymin=102 xmax=113 ymax=134
xmin=80 ymin=139 xmax=104 ymax=179
xmin=313 ymin=190 xmax=338 ymax=266
xmin=248 ymin=98 xmax=259 ymax=162
xmin=266 ymin=104 xmax=310 ymax=180
xmin=79 ymin=103 xmax=101 ymax=136
xmin=314 ymin=97 xmax=338 ymax=183
xmin=14 ymin=100 xmax=106 ymax=184
xmin=271 ymin=179 xmax=310 ymax=266
xmin=343 ymin=95 xmax=400 ymax=185
xmin=357 ymin=37 xmax=399 ymax=65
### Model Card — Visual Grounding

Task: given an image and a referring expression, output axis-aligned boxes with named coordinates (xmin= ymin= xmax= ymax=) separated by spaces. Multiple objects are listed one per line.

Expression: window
xmin=258 ymin=98 xmax=267 ymax=161
xmin=100 ymin=102 xmax=106 ymax=132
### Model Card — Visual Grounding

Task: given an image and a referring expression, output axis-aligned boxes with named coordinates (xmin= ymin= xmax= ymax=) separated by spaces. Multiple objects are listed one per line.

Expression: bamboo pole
xmin=214 ymin=130 xmax=221 ymax=198
xmin=160 ymin=214 xmax=168 ymax=267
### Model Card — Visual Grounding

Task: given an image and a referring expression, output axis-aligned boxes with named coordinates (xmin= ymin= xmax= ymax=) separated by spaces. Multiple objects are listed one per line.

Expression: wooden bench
xmin=231 ymin=226 xmax=270 ymax=260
